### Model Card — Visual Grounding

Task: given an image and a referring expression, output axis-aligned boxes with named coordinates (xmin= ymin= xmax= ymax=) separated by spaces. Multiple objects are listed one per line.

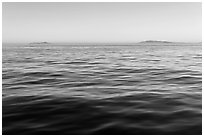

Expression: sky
xmin=2 ymin=2 xmax=202 ymax=43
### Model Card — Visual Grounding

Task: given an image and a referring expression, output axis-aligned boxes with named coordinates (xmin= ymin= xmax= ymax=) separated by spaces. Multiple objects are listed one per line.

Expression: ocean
xmin=2 ymin=44 xmax=202 ymax=135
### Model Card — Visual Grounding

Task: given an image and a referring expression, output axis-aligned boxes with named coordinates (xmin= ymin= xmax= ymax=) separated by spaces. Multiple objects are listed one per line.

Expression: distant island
xmin=136 ymin=40 xmax=201 ymax=46
xmin=29 ymin=42 xmax=51 ymax=44
xmin=139 ymin=40 xmax=173 ymax=44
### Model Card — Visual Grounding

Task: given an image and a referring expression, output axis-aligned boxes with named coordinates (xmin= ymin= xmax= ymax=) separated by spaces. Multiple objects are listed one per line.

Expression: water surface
xmin=2 ymin=44 xmax=202 ymax=134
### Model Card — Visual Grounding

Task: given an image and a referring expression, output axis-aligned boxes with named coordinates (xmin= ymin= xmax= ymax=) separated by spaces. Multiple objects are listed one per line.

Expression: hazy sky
xmin=3 ymin=2 xmax=202 ymax=43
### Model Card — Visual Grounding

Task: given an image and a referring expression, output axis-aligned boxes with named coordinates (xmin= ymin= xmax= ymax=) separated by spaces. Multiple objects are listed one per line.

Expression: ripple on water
xmin=2 ymin=44 xmax=202 ymax=134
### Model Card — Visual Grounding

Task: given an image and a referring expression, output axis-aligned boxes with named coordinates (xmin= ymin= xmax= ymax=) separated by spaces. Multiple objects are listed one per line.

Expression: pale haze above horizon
xmin=3 ymin=2 xmax=202 ymax=43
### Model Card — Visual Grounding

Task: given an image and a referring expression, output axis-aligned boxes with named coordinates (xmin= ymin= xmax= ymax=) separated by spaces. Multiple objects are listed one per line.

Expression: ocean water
xmin=2 ymin=44 xmax=202 ymax=135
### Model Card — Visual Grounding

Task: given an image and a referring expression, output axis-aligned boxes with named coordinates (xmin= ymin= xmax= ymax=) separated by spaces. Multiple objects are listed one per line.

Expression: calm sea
xmin=2 ymin=44 xmax=202 ymax=135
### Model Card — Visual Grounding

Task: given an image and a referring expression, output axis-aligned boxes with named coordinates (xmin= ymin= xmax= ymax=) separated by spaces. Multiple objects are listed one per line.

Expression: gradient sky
xmin=3 ymin=2 xmax=202 ymax=43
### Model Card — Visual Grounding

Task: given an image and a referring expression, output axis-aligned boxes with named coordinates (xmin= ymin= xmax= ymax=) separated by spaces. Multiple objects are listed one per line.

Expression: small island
xmin=139 ymin=40 xmax=173 ymax=44
xmin=135 ymin=40 xmax=201 ymax=46
xmin=29 ymin=42 xmax=51 ymax=44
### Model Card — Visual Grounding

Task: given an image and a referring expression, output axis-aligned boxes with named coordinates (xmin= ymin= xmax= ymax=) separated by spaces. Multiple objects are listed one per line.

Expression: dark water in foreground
xmin=2 ymin=44 xmax=202 ymax=135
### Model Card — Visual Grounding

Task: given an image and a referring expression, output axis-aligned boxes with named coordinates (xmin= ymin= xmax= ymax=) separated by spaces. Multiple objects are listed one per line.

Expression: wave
xmin=3 ymin=94 xmax=202 ymax=135
xmin=2 ymin=44 xmax=202 ymax=135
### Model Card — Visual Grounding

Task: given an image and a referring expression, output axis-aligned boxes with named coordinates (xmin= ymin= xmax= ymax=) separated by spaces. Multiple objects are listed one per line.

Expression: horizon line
xmin=2 ymin=40 xmax=202 ymax=44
